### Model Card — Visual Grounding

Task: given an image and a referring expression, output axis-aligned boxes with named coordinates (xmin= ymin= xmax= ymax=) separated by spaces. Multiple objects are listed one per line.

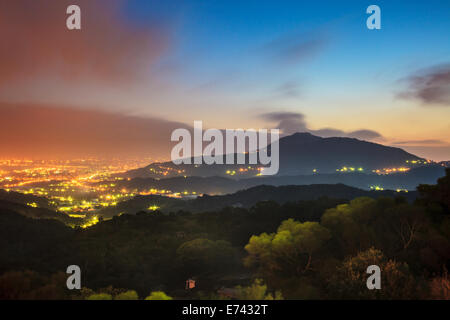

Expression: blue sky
xmin=122 ymin=0 xmax=450 ymax=86
xmin=118 ymin=1 xmax=450 ymax=122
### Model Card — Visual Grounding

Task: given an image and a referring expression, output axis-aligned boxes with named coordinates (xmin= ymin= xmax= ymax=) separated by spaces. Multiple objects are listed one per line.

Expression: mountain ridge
xmin=98 ymin=183 xmax=418 ymax=217
xmin=124 ymin=132 xmax=423 ymax=178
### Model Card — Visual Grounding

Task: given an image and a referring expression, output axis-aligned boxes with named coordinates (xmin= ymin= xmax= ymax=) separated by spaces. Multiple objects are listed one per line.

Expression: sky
xmin=0 ymin=0 xmax=449 ymax=160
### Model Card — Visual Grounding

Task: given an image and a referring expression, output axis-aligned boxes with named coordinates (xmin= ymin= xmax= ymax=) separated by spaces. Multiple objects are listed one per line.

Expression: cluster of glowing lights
xmin=225 ymin=166 xmax=260 ymax=176
xmin=68 ymin=213 xmax=86 ymax=218
xmin=405 ymin=159 xmax=431 ymax=165
xmin=26 ymin=202 xmax=38 ymax=208
xmin=148 ymin=166 xmax=185 ymax=177
xmin=81 ymin=215 xmax=99 ymax=229
xmin=0 ymin=158 xmax=151 ymax=188
xmin=336 ymin=166 xmax=364 ymax=172
xmin=372 ymin=167 xmax=410 ymax=175
xmin=226 ymin=170 xmax=236 ymax=176
xmin=370 ymin=186 xmax=409 ymax=192
xmin=139 ymin=188 xmax=169 ymax=195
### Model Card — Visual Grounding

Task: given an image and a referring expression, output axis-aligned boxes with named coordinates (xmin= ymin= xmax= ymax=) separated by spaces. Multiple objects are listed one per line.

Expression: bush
xmin=86 ymin=293 xmax=113 ymax=300
xmin=145 ymin=291 xmax=172 ymax=300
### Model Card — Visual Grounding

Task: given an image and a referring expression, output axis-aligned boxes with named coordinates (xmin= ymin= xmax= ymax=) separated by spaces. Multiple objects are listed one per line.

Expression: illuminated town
xmin=0 ymin=158 xmax=194 ymax=227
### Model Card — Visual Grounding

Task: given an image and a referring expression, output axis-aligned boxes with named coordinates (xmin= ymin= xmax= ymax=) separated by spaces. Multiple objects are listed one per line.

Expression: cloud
xmin=273 ymin=81 xmax=302 ymax=98
xmin=346 ymin=130 xmax=384 ymax=141
xmin=397 ymin=64 xmax=450 ymax=106
xmin=260 ymin=112 xmax=308 ymax=133
xmin=0 ymin=104 xmax=189 ymax=160
xmin=263 ymin=31 xmax=329 ymax=65
xmin=400 ymin=146 xmax=450 ymax=162
xmin=0 ymin=0 xmax=171 ymax=88
xmin=259 ymin=111 xmax=383 ymax=141
xmin=391 ymin=139 xmax=448 ymax=146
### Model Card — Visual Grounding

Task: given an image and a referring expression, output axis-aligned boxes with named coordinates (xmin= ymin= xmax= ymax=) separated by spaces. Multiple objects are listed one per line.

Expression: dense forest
xmin=0 ymin=170 xmax=449 ymax=300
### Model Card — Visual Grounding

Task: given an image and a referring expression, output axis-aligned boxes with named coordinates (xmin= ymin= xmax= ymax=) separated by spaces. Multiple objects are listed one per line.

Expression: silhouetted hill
xmin=277 ymin=133 xmax=422 ymax=175
xmin=0 ymin=199 xmax=82 ymax=225
xmin=124 ymin=132 xmax=423 ymax=178
xmin=109 ymin=164 xmax=446 ymax=194
xmin=0 ymin=209 xmax=73 ymax=274
xmin=0 ymin=189 xmax=54 ymax=209
xmin=98 ymin=183 xmax=417 ymax=217
xmin=108 ymin=176 xmax=237 ymax=195
xmin=242 ymin=164 xmax=446 ymax=191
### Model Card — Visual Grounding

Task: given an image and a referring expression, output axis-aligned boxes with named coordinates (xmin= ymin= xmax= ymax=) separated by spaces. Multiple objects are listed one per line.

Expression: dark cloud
xmin=260 ymin=111 xmax=383 ymax=141
xmin=347 ymin=130 xmax=383 ymax=141
xmin=0 ymin=0 xmax=171 ymax=87
xmin=398 ymin=64 xmax=450 ymax=106
xmin=0 ymin=104 xmax=189 ymax=160
xmin=260 ymin=112 xmax=308 ymax=134
xmin=312 ymin=128 xmax=347 ymax=137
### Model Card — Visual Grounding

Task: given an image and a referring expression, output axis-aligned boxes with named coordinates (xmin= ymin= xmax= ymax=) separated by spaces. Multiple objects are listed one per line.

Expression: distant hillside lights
xmin=373 ymin=167 xmax=410 ymax=175
xmin=406 ymin=159 xmax=431 ymax=165
xmin=369 ymin=185 xmax=408 ymax=193
xmin=335 ymin=160 xmax=433 ymax=176
xmin=171 ymin=121 xmax=280 ymax=176
xmin=147 ymin=205 xmax=160 ymax=211
xmin=336 ymin=166 xmax=364 ymax=173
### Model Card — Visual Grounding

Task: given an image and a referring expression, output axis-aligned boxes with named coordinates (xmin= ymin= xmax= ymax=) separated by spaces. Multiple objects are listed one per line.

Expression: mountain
xmin=0 ymin=199 xmax=82 ymax=225
xmin=277 ymin=133 xmax=423 ymax=175
xmin=0 ymin=189 xmax=83 ymax=225
xmin=124 ymin=132 xmax=423 ymax=178
xmin=98 ymin=183 xmax=417 ymax=217
xmin=107 ymin=163 xmax=446 ymax=194
xmin=0 ymin=189 xmax=54 ymax=209
xmin=107 ymin=176 xmax=238 ymax=195
xmin=241 ymin=164 xmax=446 ymax=191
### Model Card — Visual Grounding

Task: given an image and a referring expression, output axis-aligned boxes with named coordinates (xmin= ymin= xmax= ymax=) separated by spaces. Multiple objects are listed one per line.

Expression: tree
xmin=321 ymin=197 xmax=433 ymax=258
xmin=328 ymin=248 xmax=420 ymax=299
xmin=145 ymin=291 xmax=172 ymax=300
xmin=234 ymin=279 xmax=283 ymax=300
xmin=417 ymin=168 xmax=450 ymax=215
xmin=115 ymin=290 xmax=139 ymax=300
xmin=429 ymin=269 xmax=450 ymax=300
xmin=86 ymin=293 xmax=113 ymax=300
xmin=244 ymin=219 xmax=331 ymax=277
xmin=176 ymin=238 xmax=236 ymax=276
xmin=0 ymin=271 xmax=72 ymax=300
xmin=321 ymin=197 xmax=377 ymax=255
xmin=385 ymin=204 xmax=428 ymax=250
